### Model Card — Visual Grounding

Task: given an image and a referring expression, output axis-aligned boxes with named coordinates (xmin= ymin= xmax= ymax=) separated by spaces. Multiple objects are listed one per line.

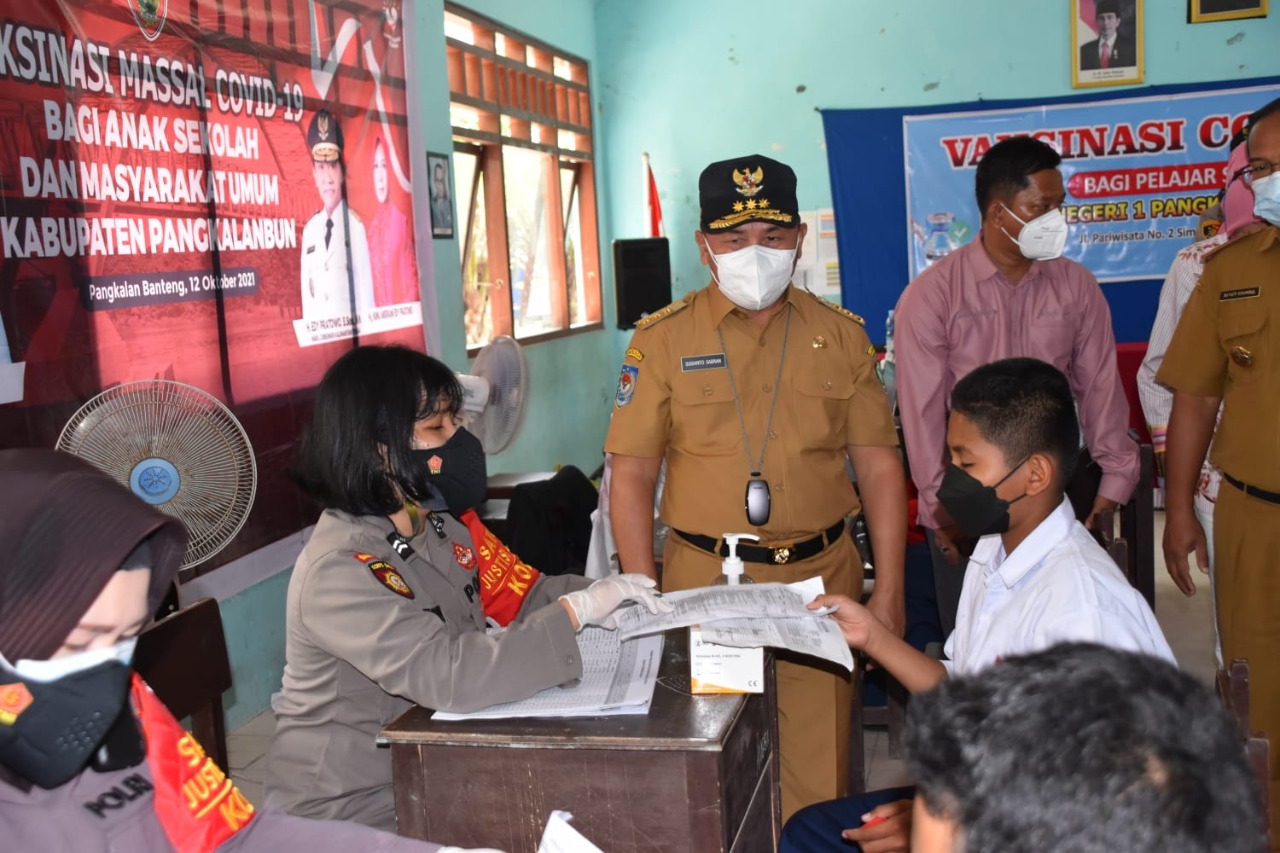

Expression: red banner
xmin=0 ymin=0 xmax=428 ymax=562
xmin=0 ymin=0 xmax=423 ymax=407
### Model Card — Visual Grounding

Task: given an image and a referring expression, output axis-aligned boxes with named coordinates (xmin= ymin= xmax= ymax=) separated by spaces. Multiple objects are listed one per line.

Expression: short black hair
xmin=974 ymin=136 xmax=1062 ymax=220
xmin=904 ymin=643 xmax=1264 ymax=853
xmin=1247 ymin=96 xmax=1280 ymax=152
xmin=950 ymin=357 xmax=1079 ymax=482
xmin=290 ymin=345 xmax=463 ymax=515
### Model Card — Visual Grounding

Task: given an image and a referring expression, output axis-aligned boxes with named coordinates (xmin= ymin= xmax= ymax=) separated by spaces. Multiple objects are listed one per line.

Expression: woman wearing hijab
xmin=265 ymin=345 xmax=666 ymax=831
xmin=0 ymin=448 xmax=489 ymax=852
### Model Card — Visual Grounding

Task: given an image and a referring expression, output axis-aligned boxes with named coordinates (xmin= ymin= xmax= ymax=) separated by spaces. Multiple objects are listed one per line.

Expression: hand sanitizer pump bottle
xmin=711 ymin=533 xmax=758 ymax=586
xmin=693 ymin=533 xmax=766 ymax=694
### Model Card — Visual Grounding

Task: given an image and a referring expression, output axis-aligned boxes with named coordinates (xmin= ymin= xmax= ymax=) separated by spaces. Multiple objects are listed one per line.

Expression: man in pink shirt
xmin=896 ymin=135 xmax=1139 ymax=633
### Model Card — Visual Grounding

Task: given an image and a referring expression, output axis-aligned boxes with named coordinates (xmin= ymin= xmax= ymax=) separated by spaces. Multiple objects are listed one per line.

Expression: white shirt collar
xmin=970 ymin=497 xmax=1077 ymax=589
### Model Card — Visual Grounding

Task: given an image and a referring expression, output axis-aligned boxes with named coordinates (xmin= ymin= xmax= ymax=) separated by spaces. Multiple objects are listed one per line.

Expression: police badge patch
xmin=615 ymin=364 xmax=639 ymax=407
xmin=368 ymin=560 xmax=415 ymax=599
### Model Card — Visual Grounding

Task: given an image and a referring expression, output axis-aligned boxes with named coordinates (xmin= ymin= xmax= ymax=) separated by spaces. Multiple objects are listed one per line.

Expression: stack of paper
xmin=432 ymin=628 xmax=663 ymax=721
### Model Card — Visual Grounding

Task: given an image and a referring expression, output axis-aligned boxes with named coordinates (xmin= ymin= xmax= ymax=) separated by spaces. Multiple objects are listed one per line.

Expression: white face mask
xmin=705 ymin=240 xmax=796 ymax=311
xmin=1000 ymin=204 xmax=1068 ymax=261
xmin=8 ymin=637 xmax=138 ymax=683
xmin=1252 ymin=172 xmax=1280 ymax=227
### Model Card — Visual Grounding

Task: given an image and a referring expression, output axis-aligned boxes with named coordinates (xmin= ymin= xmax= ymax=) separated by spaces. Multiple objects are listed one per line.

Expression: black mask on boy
xmin=410 ymin=427 xmax=488 ymax=515
xmin=936 ymin=459 xmax=1028 ymax=538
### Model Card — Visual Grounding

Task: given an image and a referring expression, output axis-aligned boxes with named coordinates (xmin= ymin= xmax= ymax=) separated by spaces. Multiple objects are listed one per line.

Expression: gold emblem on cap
xmin=317 ymin=112 xmax=331 ymax=140
xmin=812 ymin=335 xmax=827 ymax=349
xmin=732 ymin=166 xmax=764 ymax=198
xmin=1231 ymin=345 xmax=1254 ymax=367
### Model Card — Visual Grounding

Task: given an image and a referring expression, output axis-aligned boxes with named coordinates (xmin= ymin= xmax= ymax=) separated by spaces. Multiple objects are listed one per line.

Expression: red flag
xmin=644 ymin=152 xmax=665 ymax=238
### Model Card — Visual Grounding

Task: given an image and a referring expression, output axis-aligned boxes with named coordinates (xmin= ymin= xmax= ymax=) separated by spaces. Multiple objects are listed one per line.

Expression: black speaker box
xmin=613 ymin=237 xmax=672 ymax=329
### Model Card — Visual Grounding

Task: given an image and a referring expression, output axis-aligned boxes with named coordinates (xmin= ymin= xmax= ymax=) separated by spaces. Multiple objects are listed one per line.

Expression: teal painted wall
xmin=220 ymin=569 xmax=292 ymax=730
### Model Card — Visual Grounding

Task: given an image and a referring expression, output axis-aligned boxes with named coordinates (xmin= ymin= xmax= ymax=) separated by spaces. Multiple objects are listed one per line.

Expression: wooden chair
xmin=1216 ymin=658 xmax=1273 ymax=846
xmin=133 ymin=597 xmax=234 ymax=771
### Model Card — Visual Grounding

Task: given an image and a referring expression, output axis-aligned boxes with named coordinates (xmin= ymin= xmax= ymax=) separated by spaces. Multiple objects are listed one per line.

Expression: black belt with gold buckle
xmin=1223 ymin=472 xmax=1280 ymax=505
xmin=673 ymin=520 xmax=847 ymax=565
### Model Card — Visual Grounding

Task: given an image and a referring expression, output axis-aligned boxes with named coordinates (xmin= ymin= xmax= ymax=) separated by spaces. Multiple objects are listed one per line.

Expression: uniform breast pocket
xmin=671 ymin=371 xmax=741 ymax=456
xmin=1221 ymin=308 xmax=1267 ymax=388
xmin=792 ymin=371 xmax=856 ymax=450
xmin=1031 ymin=308 xmax=1077 ymax=357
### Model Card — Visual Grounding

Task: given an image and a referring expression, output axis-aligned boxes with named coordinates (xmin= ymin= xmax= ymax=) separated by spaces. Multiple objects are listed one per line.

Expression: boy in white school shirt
xmin=780 ymin=357 xmax=1173 ymax=853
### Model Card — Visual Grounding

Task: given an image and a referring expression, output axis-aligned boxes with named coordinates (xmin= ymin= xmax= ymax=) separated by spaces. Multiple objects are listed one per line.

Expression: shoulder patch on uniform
xmin=803 ymin=290 xmax=865 ymax=325
xmin=634 ymin=294 xmax=692 ymax=330
xmin=368 ymin=560 xmax=415 ymax=599
xmin=615 ymin=364 xmax=639 ymax=407
xmin=625 ymin=347 xmax=644 ymax=363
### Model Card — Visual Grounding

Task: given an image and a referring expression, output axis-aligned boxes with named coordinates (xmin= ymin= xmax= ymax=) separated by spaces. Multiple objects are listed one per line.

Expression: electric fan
xmin=457 ymin=335 xmax=529 ymax=454
xmin=56 ymin=380 xmax=257 ymax=570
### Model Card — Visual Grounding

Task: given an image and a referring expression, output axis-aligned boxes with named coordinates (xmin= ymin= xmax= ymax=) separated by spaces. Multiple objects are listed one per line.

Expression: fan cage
xmin=470 ymin=336 xmax=528 ymax=454
xmin=56 ymin=380 xmax=257 ymax=569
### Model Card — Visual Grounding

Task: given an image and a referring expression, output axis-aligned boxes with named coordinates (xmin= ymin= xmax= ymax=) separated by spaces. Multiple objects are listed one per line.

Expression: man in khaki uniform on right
xmin=1160 ymin=96 xmax=1280 ymax=842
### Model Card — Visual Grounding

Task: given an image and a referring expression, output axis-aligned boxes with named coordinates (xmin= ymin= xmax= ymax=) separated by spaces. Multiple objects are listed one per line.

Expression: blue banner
xmin=904 ymin=85 xmax=1273 ymax=282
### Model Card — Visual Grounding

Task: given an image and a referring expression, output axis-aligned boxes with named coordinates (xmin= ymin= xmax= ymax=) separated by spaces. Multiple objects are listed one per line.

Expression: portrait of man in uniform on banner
xmin=1071 ymin=0 xmax=1144 ymax=88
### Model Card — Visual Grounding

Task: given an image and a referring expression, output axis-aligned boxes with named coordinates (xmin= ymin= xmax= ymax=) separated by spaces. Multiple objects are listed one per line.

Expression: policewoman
xmin=0 ymin=449 xmax=461 ymax=852
xmin=604 ymin=155 xmax=907 ymax=818
xmin=265 ymin=346 xmax=665 ymax=832
xmin=300 ymin=108 xmax=375 ymax=322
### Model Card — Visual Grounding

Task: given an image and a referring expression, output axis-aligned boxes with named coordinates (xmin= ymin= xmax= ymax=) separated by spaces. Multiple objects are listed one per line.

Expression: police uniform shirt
xmin=1158 ymin=225 xmax=1280 ymax=492
xmin=300 ymin=199 xmax=376 ymax=321
xmin=605 ymin=282 xmax=898 ymax=540
xmin=265 ymin=508 xmax=585 ymax=830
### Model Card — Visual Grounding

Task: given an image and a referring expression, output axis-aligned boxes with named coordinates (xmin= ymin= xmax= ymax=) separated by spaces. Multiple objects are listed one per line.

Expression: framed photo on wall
xmin=1189 ymin=0 xmax=1268 ymax=23
xmin=426 ymin=152 xmax=455 ymax=239
xmin=1071 ymin=0 xmax=1144 ymax=88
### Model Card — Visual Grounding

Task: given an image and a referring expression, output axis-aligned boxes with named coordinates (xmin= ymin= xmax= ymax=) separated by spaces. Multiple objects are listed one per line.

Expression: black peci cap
xmin=307 ymin=109 xmax=344 ymax=163
xmin=699 ymin=154 xmax=799 ymax=232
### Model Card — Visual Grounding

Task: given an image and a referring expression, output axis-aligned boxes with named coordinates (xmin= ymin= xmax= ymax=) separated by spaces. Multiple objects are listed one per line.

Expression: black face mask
xmin=410 ymin=427 xmax=488 ymax=515
xmin=936 ymin=459 xmax=1029 ymax=539
xmin=0 ymin=659 xmax=142 ymax=789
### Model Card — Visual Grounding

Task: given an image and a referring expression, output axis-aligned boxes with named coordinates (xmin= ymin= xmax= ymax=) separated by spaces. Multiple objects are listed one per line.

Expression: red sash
xmin=131 ymin=674 xmax=257 ymax=852
xmin=459 ymin=509 xmax=543 ymax=626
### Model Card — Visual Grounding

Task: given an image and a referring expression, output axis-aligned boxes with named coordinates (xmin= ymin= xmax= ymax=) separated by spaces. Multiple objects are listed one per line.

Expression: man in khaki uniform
xmin=605 ymin=154 xmax=907 ymax=818
xmin=1160 ymin=97 xmax=1280 ymax=843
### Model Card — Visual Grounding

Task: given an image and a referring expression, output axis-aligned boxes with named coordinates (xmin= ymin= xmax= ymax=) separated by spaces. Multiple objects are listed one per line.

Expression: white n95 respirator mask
xmin=706 ymin=242 xmax=796 ymax=311
xmin=1000 ymin=205 xmax=1068 ymax=261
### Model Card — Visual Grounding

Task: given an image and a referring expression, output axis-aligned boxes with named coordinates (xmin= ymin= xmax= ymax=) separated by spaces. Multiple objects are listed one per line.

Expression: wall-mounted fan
xmin=457 ymin=336 xmax=528 ymax=454
xmin=56 ymin=380 xmax=257 ymax=570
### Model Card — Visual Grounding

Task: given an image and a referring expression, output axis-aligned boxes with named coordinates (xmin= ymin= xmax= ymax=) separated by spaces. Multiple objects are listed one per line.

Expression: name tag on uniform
xmin=1221 ymin=287 xmax=1260 ymax=301
xmin=680 ymin=353 xmax=726 ymax=372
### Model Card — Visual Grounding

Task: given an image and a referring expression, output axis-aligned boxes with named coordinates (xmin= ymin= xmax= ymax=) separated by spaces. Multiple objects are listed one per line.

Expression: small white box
xmin=689 ymin=627 xmax=764 ymax=694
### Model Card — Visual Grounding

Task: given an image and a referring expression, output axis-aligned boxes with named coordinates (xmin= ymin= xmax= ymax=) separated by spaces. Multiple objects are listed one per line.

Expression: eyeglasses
xmin=1233 ymin=159 xmax=1280 ymax=187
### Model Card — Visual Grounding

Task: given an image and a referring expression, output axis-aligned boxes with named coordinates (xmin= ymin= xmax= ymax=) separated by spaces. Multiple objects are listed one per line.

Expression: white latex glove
xmin=559 ymin=573 xmax=671 ymax=630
